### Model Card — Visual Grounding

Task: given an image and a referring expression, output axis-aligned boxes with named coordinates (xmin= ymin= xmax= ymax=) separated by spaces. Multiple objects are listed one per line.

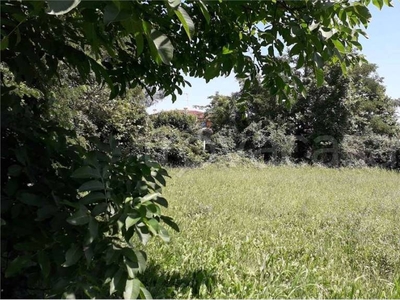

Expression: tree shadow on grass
xmin=141 ymin=263 xmax=218 ymax=299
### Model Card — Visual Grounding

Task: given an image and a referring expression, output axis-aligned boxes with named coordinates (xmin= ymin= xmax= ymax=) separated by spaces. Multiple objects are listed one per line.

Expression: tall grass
xmin=142 ymin=165 xmax=400 ymax=298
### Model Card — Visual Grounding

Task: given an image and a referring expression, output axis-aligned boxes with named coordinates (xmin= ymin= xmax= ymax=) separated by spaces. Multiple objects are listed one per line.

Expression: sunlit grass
xmin=142 ymin=165 xmax=400 ymax=298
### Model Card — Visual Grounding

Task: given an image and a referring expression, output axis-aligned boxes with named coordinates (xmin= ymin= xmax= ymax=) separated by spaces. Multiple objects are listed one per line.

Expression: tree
xmin=346 ymin=63 xmax=400 ymax=136
xmin=50 ymin=78 xmax=150 ymax=150
xmin=2 ymin=0 xmax=385 ymax=101
xmin=206 ymin=93 xmax=241 ymax=132
xmin=1 ymin=0 xmax=394 ymax=298
xmin=205 ymin=61 xmax=399 ymax=164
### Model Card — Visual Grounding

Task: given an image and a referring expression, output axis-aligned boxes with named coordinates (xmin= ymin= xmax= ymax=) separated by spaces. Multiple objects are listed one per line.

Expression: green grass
xmin=142 ymin=165 xmax=400 ymax=298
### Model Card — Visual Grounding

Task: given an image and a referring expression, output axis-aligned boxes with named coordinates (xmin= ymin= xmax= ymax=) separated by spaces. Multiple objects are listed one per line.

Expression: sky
xmin=147 ymin=4 xmax=400 ymax=118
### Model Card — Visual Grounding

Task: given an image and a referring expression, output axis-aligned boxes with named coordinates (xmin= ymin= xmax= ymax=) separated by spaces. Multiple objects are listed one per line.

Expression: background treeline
xmin=31 ymin=61 xmax=400 ymax=170
xmin=206 ymin=62 xmax=400 ymax=169
xmin=4 ymin=60 xmax=398 ymax=170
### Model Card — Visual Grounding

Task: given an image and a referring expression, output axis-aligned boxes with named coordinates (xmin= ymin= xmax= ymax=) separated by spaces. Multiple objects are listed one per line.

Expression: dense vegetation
xmin=1 ymin=0 xmax=398 ymax=298
xmin=205 ymin=62 xmax=400 ymax=169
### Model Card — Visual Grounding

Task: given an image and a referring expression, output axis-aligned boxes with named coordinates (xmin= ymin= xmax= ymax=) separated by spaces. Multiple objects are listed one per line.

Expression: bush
xmin=1 ymin=81 xmax=178 ymax=298
xmin=1 ymin=111 xmax=176 ymax=298
xmin=151 ymin=110 xmax=198 ymax=132
xmin=238 ymin=121 xmax=296 ymax=163
xmin=208 ymin=126 xmax=238 ymax=155
xmin=138 ymin=126 xmax=207 ymax=167
xmin=340 ymin=134 xmax=400 ymax=169
xmin=264 ymin=121 xmax=296 ymax=162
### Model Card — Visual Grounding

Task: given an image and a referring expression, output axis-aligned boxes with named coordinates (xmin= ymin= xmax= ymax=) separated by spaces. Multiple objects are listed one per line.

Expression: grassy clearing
xmin=142 ymin=165 xmax=400 ymax=298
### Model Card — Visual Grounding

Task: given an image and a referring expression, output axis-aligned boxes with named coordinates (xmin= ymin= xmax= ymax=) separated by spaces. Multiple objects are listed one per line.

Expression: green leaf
xmin=372 ymin=0 xmax=384 ymax=9
xmin=126 ymin=263 xmax=135 ymax=279
xmin=110 ymin=269 xmax=124 ymax=295
xmin=84 ymin=245 xmax=94 ymax=264
xmin=332 ymin=39 xmax=346 ymax=53
xmin=150 ymin=30 xmax=174 ymax=65
xmin=168 ymin=0 xmax=181 ymax=8
xmin=1 ymin=36 xmax=9 ymax=50
xmin=122 ymin=248 xmax=146 ymax=271
xmin=320 ymin=28 xmax=334 ymax=40
xmin=19 ymin=193 xmax=47 ymax=207
xmin=5 ymin=255 xmax=35 ymax=278
xmin=135 ymin=225 xmax=151 ymax=245
xmin=313 ymin=52 xmax=323 ymax=69
xmin=38 ymin=251 xmax=51 ymax=278
xmin=146 ymin=218 xmax=160 ymax=235
xmin=36 ymin=205 xmax=58 ymax=221
xmin=142 ymin=20 xmax=151 ymax=35
xmin=351 ymin=40 xmax=363 ymax=51
xmin=134 ymin=32 xmax=145 ymax=56
xmin=103 ymin=3 xmax=132 ymax=25
xmin=67 ymin=206 xmax=90 ymax=225
xmin=268 ymin=45 xmax=274 ymax=56
xmin=154 ymin=196 xmax=168 ymax=208
xmin=111 ymin=0 xmax=121 ymax=10
xmin=125 ymin=215 xmax=141 ymax=230
xmin=92 ymin=202 xmax=108 ymax=216
xmin=340 ymin=61 xmax=348 ymax=76
xmin=80 ymin=192 xmax=106 ymax=205
xmin=309 ymin=21 xmax=319 ymax=31
xmin=124 ymin=279 xmax=141 ymax=300
xmin=155 ymin=173 xmax=166 ymax=186
xmin=141 ymin=192 xmax=161 ymax=203
xmin=175 ymin=7 xmax=195 ymax=40
xmin=78 ymin=180 xmax=104 ymax=192
xmin=293 ymin=76 xmax=306 ymax=98
xmin=62 ymin=244 xmax=82 ymax=267
xmin=315 ymin=67 xmax=324 ymax=86
xmin=88 ymin=217 xmax=98 ymax=243
xmin=383 ymin=0 xmax=393 ymax=7
xmin=122 ymin=247 xmax=139 ymax=262
xmin=47 ymin=0 xmax=81 ymax=15
xmin=290 ymin=43 xmax=302 ymax=56
xmin=161 ymin=215 xmax=180 ymax=232
xmin=15 ymin=27 xmax=21 ymax=46
xmin=139 ymin=285 xmax=152 ymax=299
xmin=8 ymin=164 xmax=22 ymax=177
xmin=198 ymin=0 xmax=210 ymax=24
xmin=72 ymin=166 xmax=101 ymax=179
xmin=296 ymin=53 xmax=305 ymax=69
xmin=63 ymin=291 xmax=76 ymax=299
xmin=159 ymin=225 xmax=170 ymax=242
xmin=222 ymin=46 xmax=234 ymax=55
xmin=205 ymin=59 xmax=220 ymax=81
xmin=122 ymin=19 xmax=144 ymax=56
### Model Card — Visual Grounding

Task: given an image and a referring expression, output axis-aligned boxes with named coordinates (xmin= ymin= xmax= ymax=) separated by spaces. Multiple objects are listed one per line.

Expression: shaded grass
xmin=142 ymin=165 xmax=400 ymax=298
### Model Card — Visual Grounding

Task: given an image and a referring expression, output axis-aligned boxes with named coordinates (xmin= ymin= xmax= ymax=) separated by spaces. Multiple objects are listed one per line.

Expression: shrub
xmin=264 ymin=121 xmax=296 ymax=162
xmin=238 ymin=121 xmax=296 ymax=163
xmin=208 ymin=126 xmax=238 ymax=155
xmin=139 ymin=126 xmax=207 ymax=167
xmin=151 ymin=111 xmax=198 ymax=132
xmin=2 ymin=129 xmax=177 ymax=298
xmin=340 ymin=134 xmax=400 ymax=169
xmin=1 ymin=85 xmax=178 ymax=298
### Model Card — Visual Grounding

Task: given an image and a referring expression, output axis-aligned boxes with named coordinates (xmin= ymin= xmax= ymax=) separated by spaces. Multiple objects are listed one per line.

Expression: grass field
xmin=142 ymin=165 xmax=400 ymax=298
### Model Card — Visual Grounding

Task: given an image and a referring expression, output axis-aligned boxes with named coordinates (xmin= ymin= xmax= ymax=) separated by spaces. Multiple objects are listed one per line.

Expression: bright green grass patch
xmin=142 ymin=165 xmax=400 ymax=298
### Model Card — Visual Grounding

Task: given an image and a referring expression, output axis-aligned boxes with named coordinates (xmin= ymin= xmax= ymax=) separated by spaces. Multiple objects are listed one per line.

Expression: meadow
xmin=142 ymin=165 xmax=400 ymax=298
